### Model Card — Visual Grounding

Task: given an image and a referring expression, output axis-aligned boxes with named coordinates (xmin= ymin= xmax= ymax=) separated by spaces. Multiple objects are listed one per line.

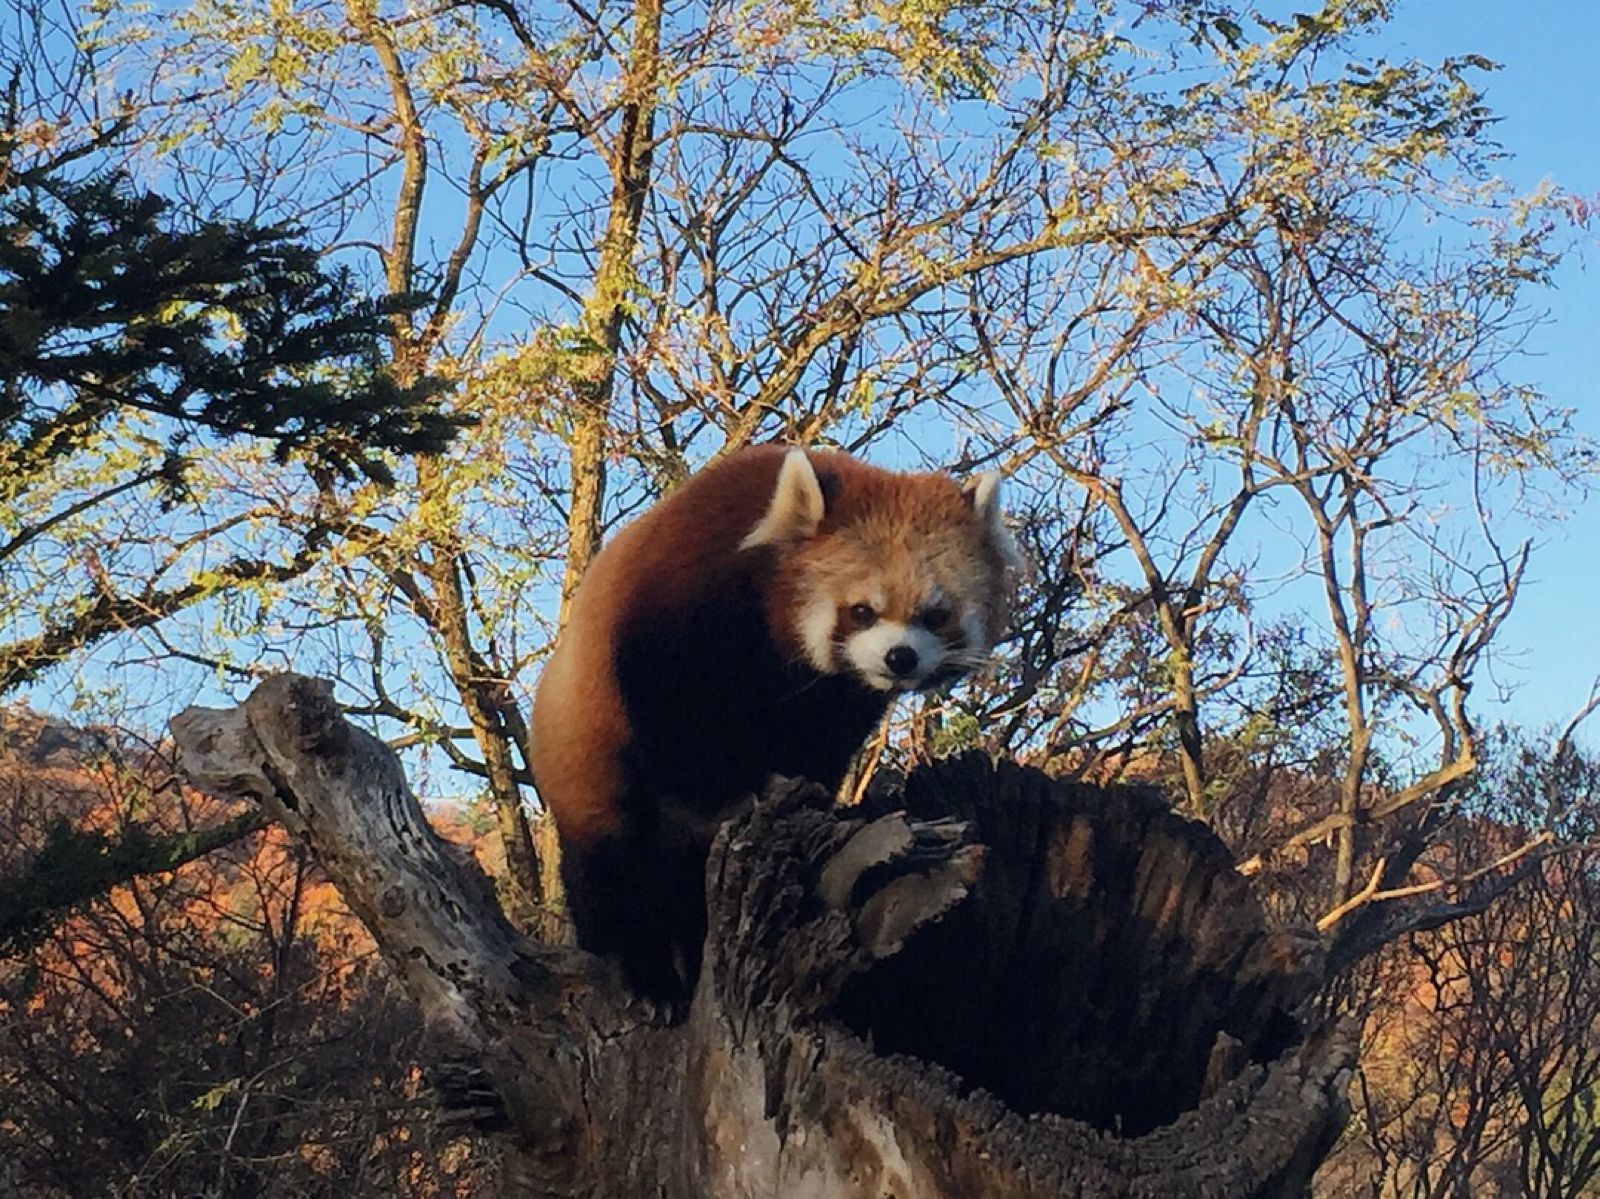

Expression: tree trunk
xmin=556 ymin=0 xmax=664 ymax=629
xmin=170 ymin=674 xmax=1355 ymax=1198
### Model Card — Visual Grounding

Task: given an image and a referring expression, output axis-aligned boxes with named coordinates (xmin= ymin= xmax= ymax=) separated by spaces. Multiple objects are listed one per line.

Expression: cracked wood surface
xmin=172 ymin=673 xmax=1354 ymax=1198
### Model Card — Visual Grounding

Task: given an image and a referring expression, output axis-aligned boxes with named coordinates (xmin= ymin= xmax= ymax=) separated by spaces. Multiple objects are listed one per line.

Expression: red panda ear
xmin=963 ymin=471 xmax=1025 ymax=571
xmin=740 ymin=449 xmax=826 ymax=549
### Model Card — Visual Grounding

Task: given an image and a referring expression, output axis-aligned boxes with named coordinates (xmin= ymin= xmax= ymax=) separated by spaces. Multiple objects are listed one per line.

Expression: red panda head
xmin=743 ymin=449 xmax=1022 ymax=693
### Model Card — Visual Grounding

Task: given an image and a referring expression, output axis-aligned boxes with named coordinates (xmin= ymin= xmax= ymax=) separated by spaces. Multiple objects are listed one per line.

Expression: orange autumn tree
xmin=0 ymin=709 xmax=502 ymax=1197
xmin=1316 ymin=721 xmax=1600 ymax=1198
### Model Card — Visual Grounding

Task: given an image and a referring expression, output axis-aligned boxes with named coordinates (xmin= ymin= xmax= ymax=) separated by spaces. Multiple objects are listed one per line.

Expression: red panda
xmin=530 ymin=444 xmax=1019 ymax=1007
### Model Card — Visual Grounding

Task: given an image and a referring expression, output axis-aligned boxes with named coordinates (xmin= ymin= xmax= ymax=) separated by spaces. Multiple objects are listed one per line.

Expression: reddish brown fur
xmin=533 ymin=446 xmax=1009 ymax=847
xmin=766 ymin=457 xmax=1013 ymax=657
xmin=533 ymin=445 xmax=800 ymax=848
xmin=530 ymin=444 xmax=1013 ymax=1003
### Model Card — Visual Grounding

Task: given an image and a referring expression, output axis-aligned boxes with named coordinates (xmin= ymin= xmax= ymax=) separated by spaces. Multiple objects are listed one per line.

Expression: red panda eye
xmin=848 ymin=603 xmax=877 ymax=628
xmin=921 ymin=606 xmax=952 ymax=630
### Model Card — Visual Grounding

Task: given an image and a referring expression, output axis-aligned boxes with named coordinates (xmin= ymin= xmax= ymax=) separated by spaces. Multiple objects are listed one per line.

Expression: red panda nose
xmin=884 ymin=646 xmax=919 ymax=677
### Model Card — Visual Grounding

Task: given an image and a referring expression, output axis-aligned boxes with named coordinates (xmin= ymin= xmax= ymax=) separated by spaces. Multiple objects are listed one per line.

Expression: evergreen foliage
xmin=0 ymin=164 xmax=461 ymax=486
xmin=0 ymin=809 xmax=266 ymax=954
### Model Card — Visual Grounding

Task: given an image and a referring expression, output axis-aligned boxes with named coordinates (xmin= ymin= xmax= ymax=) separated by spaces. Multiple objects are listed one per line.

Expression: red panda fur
xmin=531 ymin=444 xmax=1016 ymax=1006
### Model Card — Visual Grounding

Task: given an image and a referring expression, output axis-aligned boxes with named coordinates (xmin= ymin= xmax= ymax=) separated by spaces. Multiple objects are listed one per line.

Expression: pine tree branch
xmin=0 ymin=809 xmax=267 ymax=954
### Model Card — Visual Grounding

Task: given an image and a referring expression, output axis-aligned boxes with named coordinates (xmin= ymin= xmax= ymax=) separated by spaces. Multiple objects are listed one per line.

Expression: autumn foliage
xmin=0 ymin=710 xmax=501 ymax=1197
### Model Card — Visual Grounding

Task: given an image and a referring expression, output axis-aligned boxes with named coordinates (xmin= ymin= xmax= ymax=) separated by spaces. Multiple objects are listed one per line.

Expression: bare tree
xmin=941 ymin=24 xmax=1586 ymax=935
xmin=1325 ymin=712 xmax=1600 ymax=1199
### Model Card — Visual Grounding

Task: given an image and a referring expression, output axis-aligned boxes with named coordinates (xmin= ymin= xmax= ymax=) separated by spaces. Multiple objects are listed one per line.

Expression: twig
xmin=1316 ymin=832 xmax=1555 ymax=934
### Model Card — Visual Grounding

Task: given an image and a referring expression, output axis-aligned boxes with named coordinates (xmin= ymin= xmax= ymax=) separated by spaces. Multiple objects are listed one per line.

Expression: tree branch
xmin=0 ymin=545 xmax=327 ymax=696
xmin=0 ymin=809 xmax=267 ymax=953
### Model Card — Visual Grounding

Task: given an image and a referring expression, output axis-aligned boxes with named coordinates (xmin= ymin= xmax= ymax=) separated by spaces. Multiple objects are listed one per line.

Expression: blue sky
xmin=1381 ymin=0 xmax=1599 ymax=740
xmin=9 ymin=0 xmax=1593 ymax=763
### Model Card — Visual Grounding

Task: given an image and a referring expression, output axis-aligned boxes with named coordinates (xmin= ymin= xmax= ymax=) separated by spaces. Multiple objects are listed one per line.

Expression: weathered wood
xmin=171 ymin=674 xmax=1355 ymax=1198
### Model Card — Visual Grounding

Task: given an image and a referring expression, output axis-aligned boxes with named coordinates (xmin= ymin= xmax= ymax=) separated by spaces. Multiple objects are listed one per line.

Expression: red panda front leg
xmin=558 ymin=813 xmax=714 ymax=1011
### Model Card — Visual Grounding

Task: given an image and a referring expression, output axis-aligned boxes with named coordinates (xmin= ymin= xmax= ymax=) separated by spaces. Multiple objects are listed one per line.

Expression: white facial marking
xmin=843 ymin=620 xmax=949 ymax=692
xmin=961 ymin=609 xmax=987 ymax=656
xmin=797 ymin=593 xmax=837 ymax=671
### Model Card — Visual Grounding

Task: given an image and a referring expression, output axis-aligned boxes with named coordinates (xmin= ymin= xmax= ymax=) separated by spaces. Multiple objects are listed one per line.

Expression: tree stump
xmin=170 ymin=674 xmax=1354 ymax=1198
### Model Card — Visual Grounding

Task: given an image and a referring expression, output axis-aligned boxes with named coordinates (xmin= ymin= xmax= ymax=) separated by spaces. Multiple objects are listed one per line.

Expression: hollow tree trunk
xmin=170 ymin=674 xmax=1355 ymax=1198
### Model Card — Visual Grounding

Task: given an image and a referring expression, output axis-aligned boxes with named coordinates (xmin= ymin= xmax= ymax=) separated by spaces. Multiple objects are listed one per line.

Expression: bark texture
xmin=170 ymin=674 xmax=1354 ymax=1198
